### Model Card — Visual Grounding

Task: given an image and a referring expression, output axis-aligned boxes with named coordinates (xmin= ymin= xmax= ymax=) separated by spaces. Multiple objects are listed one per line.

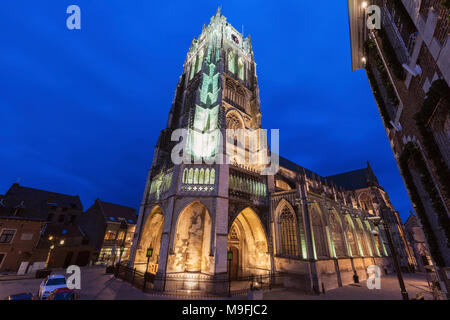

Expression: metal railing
xmin=113 ymin=263 xmax=283 ymax=298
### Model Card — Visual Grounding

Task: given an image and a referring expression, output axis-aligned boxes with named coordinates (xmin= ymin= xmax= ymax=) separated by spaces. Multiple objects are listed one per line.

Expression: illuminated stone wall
xmin=168 ymin=202 xmax=213 ymax=273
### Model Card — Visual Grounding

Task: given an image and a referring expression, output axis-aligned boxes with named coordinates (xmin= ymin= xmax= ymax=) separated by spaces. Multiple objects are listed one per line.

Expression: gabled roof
xmin=326 ymin=168 xmax=371 ymax=190
xmin=326 ymin=163 xmax=379 ymax=190
xmin=279 ymin=156 xmax=380 ymax=191
xmin=97 ymin=200 xmax=137 ymax=225
xmin=5 ymin=183 xmax=83 ymax=210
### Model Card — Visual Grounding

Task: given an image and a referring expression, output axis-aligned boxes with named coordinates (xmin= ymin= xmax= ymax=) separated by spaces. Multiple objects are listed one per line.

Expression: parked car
xmin=6 ymin=293 xmax=35 ymax=300
xmin=38 ymin=274 xmax=67 ymax=300
xmin=47 ymin=288 xmax=79 ymax=300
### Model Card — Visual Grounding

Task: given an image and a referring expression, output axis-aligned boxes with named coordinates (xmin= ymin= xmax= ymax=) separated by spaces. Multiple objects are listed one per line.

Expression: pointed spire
xmin=216 ymin=6 xmax=221 ymax=17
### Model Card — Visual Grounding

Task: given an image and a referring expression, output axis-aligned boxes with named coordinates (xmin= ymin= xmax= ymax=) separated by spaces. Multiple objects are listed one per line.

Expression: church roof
xmin=279 ymin=156 xmax=324 ymax=182
xmin=326 ymin=168 xmax=372 ymax=190
xmin=279 ymin=156 xmax=379 ymax=191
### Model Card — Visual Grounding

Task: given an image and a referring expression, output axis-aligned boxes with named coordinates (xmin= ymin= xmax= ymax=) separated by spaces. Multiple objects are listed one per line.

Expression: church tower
xmin=129 ymin=8 xmax=272 ymax=294
xmin=129 ymin=8 xmax=403 ymax=297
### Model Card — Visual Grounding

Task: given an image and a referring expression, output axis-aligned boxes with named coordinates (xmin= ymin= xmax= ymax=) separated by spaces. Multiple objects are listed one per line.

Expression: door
xmin=228 ymin=246 xmax=239 ymax=281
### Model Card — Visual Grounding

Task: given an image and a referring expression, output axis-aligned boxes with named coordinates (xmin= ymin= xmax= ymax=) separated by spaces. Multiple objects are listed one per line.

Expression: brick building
xmin=0 ymin=183 xmax=94 ymax=270
xmin=348 ymin=0 xmax=449 ymax=293
xmin=0 ymin=216 xmax=45 ymax=273
xmin=78 ymin=199 xmax=136 ymax=265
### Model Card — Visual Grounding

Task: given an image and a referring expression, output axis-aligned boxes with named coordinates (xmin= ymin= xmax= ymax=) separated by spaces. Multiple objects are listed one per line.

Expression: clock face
xmin=231 ymin=34 xmax=239 ymax=44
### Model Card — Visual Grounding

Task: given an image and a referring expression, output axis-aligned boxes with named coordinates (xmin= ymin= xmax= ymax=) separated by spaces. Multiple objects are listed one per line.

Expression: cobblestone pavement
xmin=263 ymin=272 xmax=435 ymax=300
xmin=0 ymin=267 xmax=436 ymax=300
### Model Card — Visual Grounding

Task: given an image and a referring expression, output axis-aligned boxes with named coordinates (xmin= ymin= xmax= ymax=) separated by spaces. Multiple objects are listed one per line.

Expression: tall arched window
xmin=183 ymin=169 xmax=188 ymax=184
xmin=374 ymin=227 xmax=384 ymax=256
xmin=194 ymin=168 xmax=199 ymax=184
xmin=228 ymin=51 xmax=236 ymax=74
xmin=330 ymin=212 xmax=347 ymax=257
xmin=210 ymin=169 xmax=215 ymax=185
xmin=356 ymin=219 xmax=370 ymax=256
xmin=311 ymin=207 xmax=328 ymax=258
xmin=359 ymin=193 xmax=374 ymax=214
xmin=238 ymin=58 xmax=245 ymax=80
xmin=189 ymin=55 xmax=197 ymax=80
xmin=279 ymin=205 xmax=299 ymax=257
xmin=205 ymin=169 xmax=210 ymax=185
xmin=196 ymin=50 xmax=204 ymax=74
xmin=344 ymin=216 xmax=359 ymax=257
xmin=199 ymin=169 xmax=205 ymax=184
xmin=364 ymin=221 xmax=379 ymax=256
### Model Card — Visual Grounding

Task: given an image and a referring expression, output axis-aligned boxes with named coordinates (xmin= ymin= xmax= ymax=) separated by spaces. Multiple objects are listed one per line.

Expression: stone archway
xmin=134 ymin=206 xmax=164 ymax=273
xmin=168 ymin=201 xmax=213 ymax=274
xmin=227 ymin=208 xmax=270 ymax=279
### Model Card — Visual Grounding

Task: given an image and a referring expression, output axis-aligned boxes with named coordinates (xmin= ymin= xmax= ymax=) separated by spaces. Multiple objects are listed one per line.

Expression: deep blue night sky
xmin=0 ymin=1 xmax=413 ymax=221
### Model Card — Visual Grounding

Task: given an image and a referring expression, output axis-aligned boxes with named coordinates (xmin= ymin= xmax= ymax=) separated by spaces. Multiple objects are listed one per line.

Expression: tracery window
xmin=364 ymin=221 xmax=379 ymax=256
xmin=228 ymin=51 xmax=236 ymax=74
xmin=359 ymin=193 xmax=374 ymax=214
xmin=330 ymin=212 xmax=347 ymax=258
xmin=344 ymin=216 xmax=359 ymax=257
xmin=279 ymin=206 xmax=299 ymax=257
xmin=356 ymin=219 xmax=370 ymax=256
xmin=238 ymin=58 xmax=245 ymax=80
xmin=189 ymin=55 xmax=197 ymax=80
xmin=311 ymin=207 xmax=328 ymax=258
xmin=226 ymin=112 xmax=243 ymax=130
xmin=196 ymin=50 xmax=204 ymax=74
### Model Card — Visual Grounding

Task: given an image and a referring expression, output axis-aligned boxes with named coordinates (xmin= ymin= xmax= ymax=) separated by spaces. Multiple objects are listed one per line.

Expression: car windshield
xmin=52 ymin=292 xmax=73 ymax=300
xmin=46 ymin=278 xmax=66 ymax=286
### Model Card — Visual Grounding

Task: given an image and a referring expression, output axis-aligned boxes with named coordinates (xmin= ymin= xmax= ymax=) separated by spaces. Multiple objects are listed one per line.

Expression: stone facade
xmin=129 ymin=8 xmax=411 ymax=295
xmin=405 ymin=213 xmax=433 ymax=272
xmin=348 ymin=0 xmax=450 ymax=293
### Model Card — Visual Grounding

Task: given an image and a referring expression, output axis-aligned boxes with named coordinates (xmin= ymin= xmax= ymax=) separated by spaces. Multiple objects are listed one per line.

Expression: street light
xmin=368 ymin=216 xmax=409 ymax=300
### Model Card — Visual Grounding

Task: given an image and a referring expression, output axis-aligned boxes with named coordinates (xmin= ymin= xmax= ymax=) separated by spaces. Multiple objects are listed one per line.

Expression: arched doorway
xmin=134 ymin=206 xmax=164 ymax=273
xmin=168 ymin=201 xmax=212 ymax=274
xmin=227 ymin=208 xmax=270 ymax=280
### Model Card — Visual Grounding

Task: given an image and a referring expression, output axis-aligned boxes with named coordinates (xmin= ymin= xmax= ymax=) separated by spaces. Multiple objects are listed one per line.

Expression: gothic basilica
xmin=128 ymin=8 xmax=414 ymax=294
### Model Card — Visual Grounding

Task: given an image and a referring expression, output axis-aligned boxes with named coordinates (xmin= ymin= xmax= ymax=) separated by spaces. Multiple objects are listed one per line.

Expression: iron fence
xmin=113 ymin=263 xmax=283 ymax=298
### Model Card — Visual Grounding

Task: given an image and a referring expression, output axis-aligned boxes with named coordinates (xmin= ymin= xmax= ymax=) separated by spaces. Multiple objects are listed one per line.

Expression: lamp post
xmin=227 ymin=250 xmax=233 ymax=297
xmin=45 ymin=235 xmax=65 ymax=268
xmin=369 ymin=214 xmax=409 ymax=300
xmin=117 ymin=220 xmax=129 ymax=265
xmin=118 ymin=245 xmax=125 ymax=264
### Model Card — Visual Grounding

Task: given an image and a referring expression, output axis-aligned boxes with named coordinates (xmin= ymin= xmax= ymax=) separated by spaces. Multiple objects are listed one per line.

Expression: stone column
xmin=298 ymin=168 xmax=320 ymax=294
xmin=153 ymin=196 xmax=175 ymax=292
xmin=129 ymin=168 xmax=153 ymax=267
xmin=212 ymin=163 xmax=229 ymax=294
